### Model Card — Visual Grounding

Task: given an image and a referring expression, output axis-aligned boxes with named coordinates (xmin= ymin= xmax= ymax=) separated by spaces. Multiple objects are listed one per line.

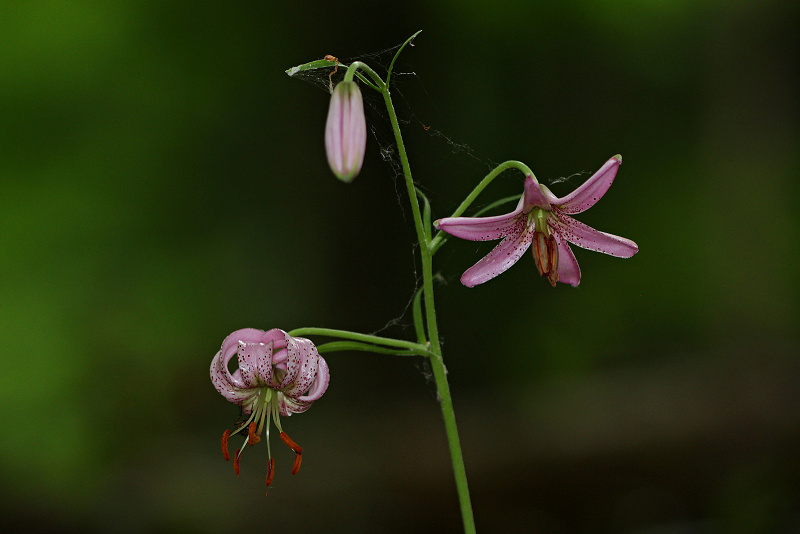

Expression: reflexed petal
xmin=553 ymin=233 xmax=581 ymax=286
xmin=263 ymin=328 xmax=289 ymax=349
xmin=272 ymin=347 xmax=288 ymax=366
xmin=283 ymin=338 xmax=319 ymax=397
xmin=550 ymin=212 xmax=639 ymax=258
xmin=551 ymin=155 xmax=621 ymax=214
xmin=210 ymin=328 xmax=327 ymax=417
xmin=254 ymin=340 xmax=274 ymax=388
xmin=218 ymin=328 xmax=265 ymax=388
xmin=261 ymin=328 xmax=288 ymax=385
xmin=277 ymin=332 xmax=302 ymax=390
xmin=460 ymin=224 xmax=534 ymax=287
xmin=210 ymin=351 xmax=258 ymax=405
xmin=298 ymin=355 xmax=329 ymax=402
xmin=237 ymin=340 xmax=272 ymax=388
xmin=281 ymin=395 xmax=313 ymax=415
xmin=435 ymin=209 xmax=524 ymax=241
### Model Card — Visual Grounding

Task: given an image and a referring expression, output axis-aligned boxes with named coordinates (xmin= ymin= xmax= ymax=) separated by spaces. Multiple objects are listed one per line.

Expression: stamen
xmin=248 ymin=421 xmax=261 ymax=446
xmin=533 ymin=232 xmax=559 ymax=287
xmin=546 ymin=234 xmax=559 ymax=287
xmin=221 ymin=429 xmax=231 ymax=462
xmin=291 ymin=452 xmax=303 ymax=475
xmin=279 ymin=432 xmax=303 ymax=454
xmin=265 ymin=457 xmax=275 ymax=486
xmin=234 ymin=448 xmax=242 ymax=476
xmin=280 ymin=432 xmax=303 ymax=475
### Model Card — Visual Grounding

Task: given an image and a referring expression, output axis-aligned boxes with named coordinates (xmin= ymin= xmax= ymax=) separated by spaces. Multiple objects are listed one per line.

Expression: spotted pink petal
xmin=210 ymin=351 xmax=256 ymax=405
xmin=298 ymin=355 xmax=329 ymax=403
xmin=550 ymin=155 xmax=621 ymax=214
xmin=521 ymin=175 xmax=552 ymax=211
xmin=281 ymin=396 xmax=313 ymax=415
xmin=211 ymin=328 xmax=330 ymax=422
xmin=254 ymin=340 xmax=274 ymax=388
xmin=550 ymin=211 xmax=638 ymax=258
xmin=282 ymin=337 xmax=319 ymax=398
xmin=434 ymin=209 xmax=523 ymax=241
xmin=217 ymin=328 xmax=264 ymax=388
xmin=236 ymin=340 xmax=272 ymax=388
xmin=277 ymin=333 xmax=302 ymax=390
xmin=552 ymin=233 xmax=581 ymax=287
xmin=460 ymin=223 xmax=534 ymax=287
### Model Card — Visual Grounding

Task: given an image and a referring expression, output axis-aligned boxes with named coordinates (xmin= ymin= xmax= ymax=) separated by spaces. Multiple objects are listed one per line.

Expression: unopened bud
xmin=324 ymin=81 xmax=367 ymax=182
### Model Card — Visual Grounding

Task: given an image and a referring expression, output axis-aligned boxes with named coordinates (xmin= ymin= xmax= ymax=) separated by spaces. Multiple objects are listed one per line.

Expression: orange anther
xmin=291 ymin=452 xmax=303 ymax=475
xmin=221 ymin=430 xmax=231 ymax=462
xmin=265 ymin=457 xmax=275 ymax=486
xmin=234 ymin=449 xmax=242 ymax=476
xmin=279 ymin=432 xmax=303 ymax=454
xmin=248 ymin=422 xmax=261 ymax=446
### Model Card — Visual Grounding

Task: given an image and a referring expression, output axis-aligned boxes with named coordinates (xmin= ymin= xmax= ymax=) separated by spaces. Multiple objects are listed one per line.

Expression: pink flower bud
xmin=325 ymin=81 xmax=366 ymax=182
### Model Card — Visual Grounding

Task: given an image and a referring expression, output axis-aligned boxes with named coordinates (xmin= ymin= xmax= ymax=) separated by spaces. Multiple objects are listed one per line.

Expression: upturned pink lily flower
xmin=435 ymin=155 xmax=638 ymax=287
xmin=210 ymin=328 xmax=329 ymax=487
xmin=325 ymin=80 xmax=367 ymax=182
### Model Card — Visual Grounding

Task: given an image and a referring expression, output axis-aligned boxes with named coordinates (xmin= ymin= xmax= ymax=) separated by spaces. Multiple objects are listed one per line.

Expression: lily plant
xmin=210 ymin=31 xmax=640 ymax=534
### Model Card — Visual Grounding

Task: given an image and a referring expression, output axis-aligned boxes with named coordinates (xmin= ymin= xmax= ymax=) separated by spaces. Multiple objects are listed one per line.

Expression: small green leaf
xmin=285 ymin=59 xmax=341 ymax=77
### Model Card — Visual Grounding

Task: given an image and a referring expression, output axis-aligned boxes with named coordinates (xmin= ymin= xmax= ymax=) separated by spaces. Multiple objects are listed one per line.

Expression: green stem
xmin=412 ymin=287 xmax=427 ymax=345
xmin=386 ymin=30 xmax=422 ymax=86
xmin=287 ymin=327 xmax=426 ymax=353
xmin=382 ymin=83 xmax=476 ymax=534
xmin=316 ymin=341 xmax=421 ymax=357
xmin=344 ymin=61 xmax=386 ymax=89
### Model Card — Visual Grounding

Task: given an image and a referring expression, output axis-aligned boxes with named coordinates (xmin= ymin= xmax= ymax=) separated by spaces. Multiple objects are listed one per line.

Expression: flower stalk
xmin=380 ymin=61 xmax=477 ymax=534
xmin=316 ymin=35 xmax=475 ymax=533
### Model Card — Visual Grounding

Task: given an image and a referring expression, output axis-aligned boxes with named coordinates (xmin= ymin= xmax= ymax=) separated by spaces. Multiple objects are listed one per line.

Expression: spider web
xmin=287 ymin=39 xmax=500 ymax=342
xmin=287 ymin=41 xmax=497 ymax=183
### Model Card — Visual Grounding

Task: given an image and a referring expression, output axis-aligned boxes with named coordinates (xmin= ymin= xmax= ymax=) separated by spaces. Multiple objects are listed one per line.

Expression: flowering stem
xmin=381 ymin=80 xmax=477 ymax=534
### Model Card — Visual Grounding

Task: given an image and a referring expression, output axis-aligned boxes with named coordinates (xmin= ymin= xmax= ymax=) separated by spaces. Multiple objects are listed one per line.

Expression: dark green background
xmin=2 ymin=1 xmax=798 ymax=532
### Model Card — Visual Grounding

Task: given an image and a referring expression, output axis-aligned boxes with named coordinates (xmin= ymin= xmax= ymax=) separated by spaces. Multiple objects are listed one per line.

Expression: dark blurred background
xmin=2 ymin=1 xmax=798 ymax=532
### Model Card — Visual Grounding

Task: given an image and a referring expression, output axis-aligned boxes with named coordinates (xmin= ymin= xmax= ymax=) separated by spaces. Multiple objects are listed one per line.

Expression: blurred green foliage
xmin=1 ymin=0 xmax=798 ymax=532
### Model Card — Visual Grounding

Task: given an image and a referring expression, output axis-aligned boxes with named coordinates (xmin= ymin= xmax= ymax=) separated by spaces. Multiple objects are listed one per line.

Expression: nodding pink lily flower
xmin=325 ymin=80 xmax=367 ymax=182
xmin=435 ymin=155 xmax=638 ymax=287
xmin=210 ymin=328 xmax=329 ymax=488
